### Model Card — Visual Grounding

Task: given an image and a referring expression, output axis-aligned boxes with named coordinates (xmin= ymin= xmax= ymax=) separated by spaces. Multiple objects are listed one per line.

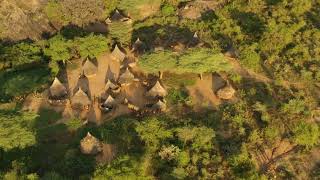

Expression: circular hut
xmin=118 ymin=68 xmax=135 ymax=86
xmin=71 ymin=88 xmax=91 ymax=109
xmin=80 ymin=132 xmax=103 ymax=155
xmin=83 ymin=57 xmax=98 ymax=77
xmin=111 ymin=44 xmax=126 ymax=62
xmin=146 ymin=81 xmax=167 ymax=98
xmin=49 ymin=77 xmax=68 ymax=100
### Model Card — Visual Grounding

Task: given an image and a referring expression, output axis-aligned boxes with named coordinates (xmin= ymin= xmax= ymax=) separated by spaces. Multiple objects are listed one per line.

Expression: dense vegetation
xmin=0 ymin=0 xmax=320 ymax=179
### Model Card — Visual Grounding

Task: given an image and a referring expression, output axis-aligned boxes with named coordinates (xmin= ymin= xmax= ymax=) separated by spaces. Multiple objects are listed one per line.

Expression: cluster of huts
xmin=49 ymin=9 xmax=236 ymax=156
xmin=48 ymin=42 xmax=168 ymax=116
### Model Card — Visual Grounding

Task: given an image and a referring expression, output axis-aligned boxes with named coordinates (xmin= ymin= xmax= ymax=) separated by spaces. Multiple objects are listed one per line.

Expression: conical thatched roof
xmin=111 ymin=44 xmax=126 ymax=62
xmin=111 ymin=9 xmax=126 ymax=21
xmin=118 ymin=68 xmax=134 ymax=85
xmin=83 ymin=58 xmax=98 ymax=77
xmin=71 ymin=88 xmax=91 ymax=107
xmin=146 ymin=81 xmax=167 ymax=97
xmin=152 ymin=100 xmax=167 ymax=111
xmin=217 ymin=86 xmax=235 ymax=100
xmin=105 ymin=17 xmax=112 ymax=24
xmin=132 ymin=38 xmax=144 ymax=51
xmin=103 ymin=95 xmax=116 ymax=107
xmin=105 ymin=79 xmax=118 ymax=90
xmin=80 ymin=132 xmax=103 ymax=155
xmin=49 ymin=77 xmax=67 ymax=98
xmin=193 ymin=32 xmax=198 ymax=39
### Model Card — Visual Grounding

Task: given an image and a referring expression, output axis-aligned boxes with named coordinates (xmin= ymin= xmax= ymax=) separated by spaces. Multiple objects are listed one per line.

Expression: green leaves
xmin=44 ymin=34 xmax=73 ymax=63
xmin=135 ymin=117 xmax=173 ymax=150
xmin=177 ymin=48 xmax=232 ymax=74
xmin=138 ymin=48 xmax=232 ymax=76
xmin=138 ymin=51 xmax=177 ymax=74
xmin=0 ymin=42 xmax=42 ymax=70
xmin=74 ymin=34 xmax=109 ymax=58
xmin=0 ymin=111 xmax=38 ymax=151
xmin=291 ymin=121 xmax=319 ymax=148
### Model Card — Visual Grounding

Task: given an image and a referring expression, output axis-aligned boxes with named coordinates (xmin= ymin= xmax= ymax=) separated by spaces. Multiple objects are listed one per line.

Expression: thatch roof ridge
xmin=193 ymin=32 xmax=198 ymax=38
xmin=72 ymin=88 xmax=91 ymax=106
xmin=105 ymin=79 xmax=117 ymax=90
xmin=83 ymin=58 xmax=98 ymax=77
xmin=49 ymin=77 xmax=67 ymax=98
xmin=152 ymin=99 xmax=167 ymax=111
xmin=118 ymin=68 xmax=134 ymax=85
xmin=111 ymin=44 xmax=126 ymax=62
xmin=104 ymin=95 xmax=115 ymax=106
xmin=146 ymin=81 xmax=167 ymax=97
xmin=80 ymin=132 xmax=102 ymax=155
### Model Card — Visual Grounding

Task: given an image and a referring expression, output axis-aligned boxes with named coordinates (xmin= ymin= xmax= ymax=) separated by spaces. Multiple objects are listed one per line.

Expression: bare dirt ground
xmin=187 ymin=75 xmax=222 ymax=110
xmin=23 ymin=51 xmax=153 ymax=124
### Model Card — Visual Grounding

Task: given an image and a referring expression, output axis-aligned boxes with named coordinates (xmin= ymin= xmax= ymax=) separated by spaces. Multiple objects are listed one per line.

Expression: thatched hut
xmin=118 ymin=68 xmax=135 ymax=86
xmin=111 ymin=44 xmax=126 ymax=62
xmin=111 ymin=9 xmax=127 ymax=21
xmin=71 ymin=88 xmax=91 ymax=108
xmin=83 ymin=57 xmax=98 ymax=77
xmin=152 ymin=100 xmax=167 ymax=112
xmin=217 ymin=86 xmax=235 ymax=100
xmin=146 ymin=81 xmax=167 ymax=97
xmin=131 ymin=38 xmax=145 ymax=53
xmin=80 ymin=132 xmax=103 ymax=155
xmin=105 ymin=79 xmax=118 ymax=91
xmin=103 ymin=95 xmax=116 ymax=108
xmin=49 ymin=77 xmax=68 ymax=99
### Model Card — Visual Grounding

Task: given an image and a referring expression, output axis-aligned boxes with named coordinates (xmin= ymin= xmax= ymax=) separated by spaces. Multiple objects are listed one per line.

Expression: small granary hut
xmin=217 ymin=86 xmax=235 ymax=100
xmin=49 ymin=77 xmax=68 ymax=99
xmin=80 ymin=132 xmax=103 ymax=155
xmin=83 ymin=57 xmax=98 ymax=77
xmin=152 ymin=100 xmax=167 ymax=112
xmin=105 ymin=79 xmax=118 ymax=91
xmin=71 ymin=88 xmax=91 ymax=108
xmin=118 ymin=68 xmax=135 ymax=86
xmin=131 ymin=38 xmax=145 ymax=53
xmin=146 ymin=81 xmax=167 ymax=97
xmin=111 ymin=44 xmax=126 ymax=62
xmin=111 ymin=9 xmax=126 ymax=21
xmin=103 ymin=95 xmax=116 ymax=108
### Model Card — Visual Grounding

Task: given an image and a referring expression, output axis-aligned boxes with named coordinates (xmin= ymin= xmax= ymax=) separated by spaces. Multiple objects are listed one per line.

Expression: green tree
xmin=291 ymin=121 xmax=319 ymax=148
xmin=0 ymin=111 xmax=38 ymax=151
xmin=138 ymin=51 xmax=177 ymax=79
xmin=0 ymin=43 xmax=42 ymax=70
xmin=44 ymin=34 xmax=73 ymax=63
xmin=177 ymin=48 xmax=232 ymax=79
xmin=135 ymin=117 xmax=173 ymax=150
xmin=74 ymin=34 xmax=109 ymax=58
xmin=108 ymin=21 xmax=133 ymax=45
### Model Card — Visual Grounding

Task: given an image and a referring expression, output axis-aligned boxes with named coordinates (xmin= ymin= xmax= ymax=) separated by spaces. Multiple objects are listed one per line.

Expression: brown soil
xmin=187 ymin=74 xmax=222 ymax=110
xmin=137 ymin=3 xmax=161 ymax=19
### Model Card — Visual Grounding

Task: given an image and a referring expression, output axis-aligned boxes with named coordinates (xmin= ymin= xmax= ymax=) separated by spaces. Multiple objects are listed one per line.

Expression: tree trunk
xmin=159 ymin=71 xmax=163 ymax=79
xmin=199 ymin=73 xmax=203 ymax=80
